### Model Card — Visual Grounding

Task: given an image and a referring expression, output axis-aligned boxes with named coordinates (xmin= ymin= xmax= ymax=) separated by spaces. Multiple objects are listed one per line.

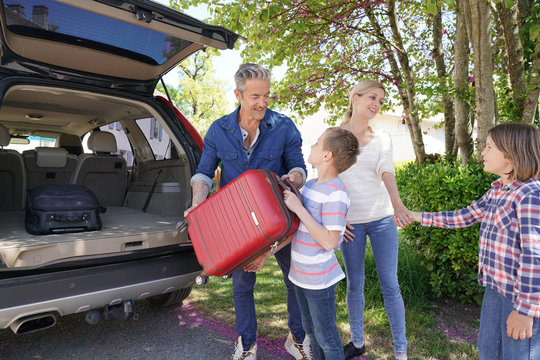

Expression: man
xmin=184 ymin=63 xmax=311 ymax=360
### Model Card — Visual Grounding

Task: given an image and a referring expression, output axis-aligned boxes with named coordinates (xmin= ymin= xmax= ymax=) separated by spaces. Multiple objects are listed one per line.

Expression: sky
xmin=154 ymin=0 xmax=242 ymax=110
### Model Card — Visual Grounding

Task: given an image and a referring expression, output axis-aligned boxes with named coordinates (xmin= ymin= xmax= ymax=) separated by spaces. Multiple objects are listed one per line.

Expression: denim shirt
xmin=192 ymin=106 xmax=306 ymax=188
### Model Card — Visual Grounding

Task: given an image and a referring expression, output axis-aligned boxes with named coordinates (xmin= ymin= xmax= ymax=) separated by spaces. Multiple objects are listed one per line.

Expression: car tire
xmin=148 ymin=287 xmax=193 ymax=307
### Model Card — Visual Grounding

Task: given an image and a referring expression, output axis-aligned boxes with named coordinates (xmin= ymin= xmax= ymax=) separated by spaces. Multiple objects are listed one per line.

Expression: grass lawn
xmin=189 ymin=236 xmax=480 ymax=360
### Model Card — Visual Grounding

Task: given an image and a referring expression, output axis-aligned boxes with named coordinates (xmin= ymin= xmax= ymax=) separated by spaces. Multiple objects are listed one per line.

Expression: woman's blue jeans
xmin=478 ymin=287 xmax=540 ymax=360
xmin=294 ymin=283 xmax=345 ymax=360
xmin=340 ymin=215 xmax=407 ymax=356
xmin=232 ymin=242 xmax=304 ymax=349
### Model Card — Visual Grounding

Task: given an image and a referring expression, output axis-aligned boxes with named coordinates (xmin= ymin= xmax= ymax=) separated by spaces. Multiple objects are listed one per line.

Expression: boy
xmin=248 ymin=127 xmax=359 ymax=359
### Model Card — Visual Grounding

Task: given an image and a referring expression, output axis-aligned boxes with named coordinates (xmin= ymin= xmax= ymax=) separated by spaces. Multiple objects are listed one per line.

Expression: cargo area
xmin=0 ymin=207 xmax=189 ymax=268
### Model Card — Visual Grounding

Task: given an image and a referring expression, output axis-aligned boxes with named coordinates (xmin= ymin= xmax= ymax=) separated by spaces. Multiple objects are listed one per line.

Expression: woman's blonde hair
xmin=341 ymin=80 xmax=386 ymax=125
xmin=488 ymin=123 xmax=540 ymax=181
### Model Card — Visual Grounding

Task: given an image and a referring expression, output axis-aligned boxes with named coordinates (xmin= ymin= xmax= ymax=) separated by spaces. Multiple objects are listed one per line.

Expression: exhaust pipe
xmin=10 ymin=313 xmax=57 ymax=335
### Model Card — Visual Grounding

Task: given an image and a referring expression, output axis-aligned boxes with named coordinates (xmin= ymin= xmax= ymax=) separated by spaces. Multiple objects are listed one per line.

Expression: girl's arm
xmin=283 ymin=189 xmax=341 ymax=250
xmin=411 ymin=211 xmax=422 ymax=222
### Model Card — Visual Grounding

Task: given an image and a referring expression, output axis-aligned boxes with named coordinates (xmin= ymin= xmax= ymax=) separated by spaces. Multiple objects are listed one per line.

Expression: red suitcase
xmin=184 ymin=169 xmax=300 ymax=284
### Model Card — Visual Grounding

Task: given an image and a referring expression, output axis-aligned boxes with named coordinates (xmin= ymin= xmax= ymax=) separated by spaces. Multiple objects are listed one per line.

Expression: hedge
xmin=396 ymin=158 xmax=497 ymax=303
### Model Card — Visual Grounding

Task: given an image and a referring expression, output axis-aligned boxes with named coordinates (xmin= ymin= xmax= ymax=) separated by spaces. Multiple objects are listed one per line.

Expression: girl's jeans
xmin=340 ymin=215 xmax=407 ymax=356
xmin=479 ymin=286 xmax=540 ymax=360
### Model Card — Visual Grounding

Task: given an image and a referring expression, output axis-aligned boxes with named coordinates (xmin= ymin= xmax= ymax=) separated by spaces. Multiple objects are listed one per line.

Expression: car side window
xmin=135 ymin=118 xmax=176 ymax=160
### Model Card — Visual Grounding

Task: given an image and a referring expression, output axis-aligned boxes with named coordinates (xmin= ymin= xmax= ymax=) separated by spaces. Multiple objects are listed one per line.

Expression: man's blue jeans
xmin=294 ymin=283 xmax=344 ymax=360
xmin=233 ymin=242 xmax=304 ymax=348
xmin=478 ymin=287 xmax=540 ymax=360
xmin=340 ymin=215 xmax=407 ymax=356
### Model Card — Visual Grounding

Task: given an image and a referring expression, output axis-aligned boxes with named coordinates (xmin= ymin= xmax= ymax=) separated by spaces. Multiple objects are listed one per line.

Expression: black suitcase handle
xmin=52 ymin=213 xmax=87 ymax=222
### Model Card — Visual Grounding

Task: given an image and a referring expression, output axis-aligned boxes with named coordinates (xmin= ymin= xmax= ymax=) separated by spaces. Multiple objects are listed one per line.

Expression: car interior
xmin=0 ymin=83 xmax=193 ymax=269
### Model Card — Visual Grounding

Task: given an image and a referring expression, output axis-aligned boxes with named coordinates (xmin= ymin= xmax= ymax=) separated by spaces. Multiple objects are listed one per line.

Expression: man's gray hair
xmin=234 ymin=63 xmax=271 ymax=92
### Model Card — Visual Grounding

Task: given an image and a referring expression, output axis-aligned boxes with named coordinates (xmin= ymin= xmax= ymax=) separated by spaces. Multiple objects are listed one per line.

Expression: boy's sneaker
xmin=284 ymin=332 xmax=313 ymax=360
xmin=343 ymin=341 xmax=365 ymax=359
xmin=230 ymin=336 xmax=257 ymax=360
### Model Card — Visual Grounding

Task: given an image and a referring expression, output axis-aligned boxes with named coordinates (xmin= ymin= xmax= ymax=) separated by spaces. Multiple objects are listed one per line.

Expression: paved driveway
xmin=0 ymin=299 xmax=289 ymax=360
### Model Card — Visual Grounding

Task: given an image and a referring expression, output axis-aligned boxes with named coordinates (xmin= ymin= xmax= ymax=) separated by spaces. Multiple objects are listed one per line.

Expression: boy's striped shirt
xmin=289 ymin=177 xmax=349 ymax=290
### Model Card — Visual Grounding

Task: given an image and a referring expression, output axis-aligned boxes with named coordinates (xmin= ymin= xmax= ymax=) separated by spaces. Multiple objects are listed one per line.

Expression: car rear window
xmin=3 ymin=0 xmax=192 ymax=65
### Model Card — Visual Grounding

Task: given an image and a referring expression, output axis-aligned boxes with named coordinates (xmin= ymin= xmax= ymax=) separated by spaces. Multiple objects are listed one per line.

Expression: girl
xmin=411 ymin=123 xmax=540 ymax=359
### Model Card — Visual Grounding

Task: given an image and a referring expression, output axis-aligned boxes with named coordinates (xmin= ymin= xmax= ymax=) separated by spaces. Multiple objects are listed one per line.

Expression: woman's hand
xmin=343 ymin=222 xmax=355 ymax=242
xmin=392 ymin=203 xmax=415 ymax=228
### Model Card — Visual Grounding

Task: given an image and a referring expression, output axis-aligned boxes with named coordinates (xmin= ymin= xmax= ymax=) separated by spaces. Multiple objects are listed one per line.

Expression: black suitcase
xmin=25 ymin=184 xmax=106 ymax=235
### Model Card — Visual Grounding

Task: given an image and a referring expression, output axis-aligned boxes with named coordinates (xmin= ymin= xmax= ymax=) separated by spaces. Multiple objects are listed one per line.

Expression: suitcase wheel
xmin=195 ymin=275 xmax=208 ymax=286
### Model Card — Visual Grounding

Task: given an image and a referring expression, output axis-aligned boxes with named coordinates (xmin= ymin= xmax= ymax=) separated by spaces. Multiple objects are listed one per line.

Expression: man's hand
xmin=183 ymin=204 xmax=198 ymax=219
xmin=244 ymin=251 xmax=271 ymax=272
xmin=184 ymin=182 xmax=210 ymax=218
xmin=507 ymin=311 xmax=534 ymax=340
xmin=281 ymin=171 xmax=303 ymax=189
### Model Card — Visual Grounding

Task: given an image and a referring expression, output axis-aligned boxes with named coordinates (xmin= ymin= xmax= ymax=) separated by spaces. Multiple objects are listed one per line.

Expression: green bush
xmin=396 ymin=158 xmax=497 ymax=303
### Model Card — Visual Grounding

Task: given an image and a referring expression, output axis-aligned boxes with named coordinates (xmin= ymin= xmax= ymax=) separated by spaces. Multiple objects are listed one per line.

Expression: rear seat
xmin=56 ymin=133 xmax=83 ymax=156
xmin=24 ymin=147 xmax=78 ymax=190
xmin=0 ymin=123 xmax=26 ymax=211
xmin=71 ymin=131 xmax=127 ymax=206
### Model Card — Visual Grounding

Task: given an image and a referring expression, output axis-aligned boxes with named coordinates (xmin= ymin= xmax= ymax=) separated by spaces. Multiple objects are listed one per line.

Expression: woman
xmin=339 ymin=80 xmax=413 ymax=360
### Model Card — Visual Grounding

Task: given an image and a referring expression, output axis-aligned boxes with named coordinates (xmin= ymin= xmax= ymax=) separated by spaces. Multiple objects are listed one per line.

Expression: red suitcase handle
xmin=274 ymin=175 xmax=303 ymax=205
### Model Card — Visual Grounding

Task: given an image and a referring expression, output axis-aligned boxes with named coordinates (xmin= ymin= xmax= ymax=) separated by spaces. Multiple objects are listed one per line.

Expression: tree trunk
xmin=454 ymin=0 xmax=474 ymax=163
xmin=496 ymin=1 xmax=528 ymax=121
xmin=523 ymin=34 xmax=540 ymax=124
xmin=517 ymin=0 xmax=534 ymax=27
xmin=387 ymin=0 xmax=426 ymax=163
xmin=463 ymin=0 xmax=497 ymax=159
xmin=366 ymin=7 xmax=426 ymax=163
xmin=433 ymin=5 xmax=457 ymax=157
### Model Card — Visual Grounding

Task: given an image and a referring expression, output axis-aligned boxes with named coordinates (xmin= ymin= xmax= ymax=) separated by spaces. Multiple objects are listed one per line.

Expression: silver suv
xmin=0 ymin=0 xmax=238 ymax=334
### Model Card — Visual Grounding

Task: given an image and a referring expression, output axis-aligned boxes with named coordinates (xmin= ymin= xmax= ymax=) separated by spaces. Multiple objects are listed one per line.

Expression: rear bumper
xmin=0 ymin=248 xmax=201 ymax=329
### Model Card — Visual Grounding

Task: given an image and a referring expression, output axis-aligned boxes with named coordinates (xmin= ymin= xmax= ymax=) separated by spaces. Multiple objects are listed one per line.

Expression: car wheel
xmin=148 ymin=287 xmax=192 ymax=307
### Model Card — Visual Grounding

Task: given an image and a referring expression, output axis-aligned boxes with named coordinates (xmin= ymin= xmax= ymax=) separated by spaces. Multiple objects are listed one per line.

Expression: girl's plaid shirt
xmin=422 ymin=178 xmax=540 ymax=318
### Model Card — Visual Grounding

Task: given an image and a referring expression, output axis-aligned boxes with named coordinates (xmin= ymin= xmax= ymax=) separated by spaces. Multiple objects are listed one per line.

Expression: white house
xmin=297 ymin=109 xmax=447 ymax=180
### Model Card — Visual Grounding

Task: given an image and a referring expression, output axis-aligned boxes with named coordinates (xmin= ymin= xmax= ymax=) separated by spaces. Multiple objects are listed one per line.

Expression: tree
xmin=172 ymin=0 xmax=539 ymax=163
xmin=433 ymin=3 xmax=457 ymax=157
xmin=462 ymin=0 xmax=497 ymax=158
xmin=158 ymin=51 xmax=229 ymax=136
xmin=453 ymin=0 xmax=475 ymax=163
xmin=496 ymin=0 xmax=540 ymax=124
xmin=172 ymin=0 xmax=435 ymax=163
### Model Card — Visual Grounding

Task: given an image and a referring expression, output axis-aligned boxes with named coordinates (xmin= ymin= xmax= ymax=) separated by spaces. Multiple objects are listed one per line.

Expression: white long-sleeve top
xmin=339 ymin=130 xmax=395 ymax=223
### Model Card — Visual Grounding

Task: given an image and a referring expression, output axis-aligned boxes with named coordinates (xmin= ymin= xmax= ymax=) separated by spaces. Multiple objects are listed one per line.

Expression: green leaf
xmin=503 ymin=0 xmax=514 ymax=8
xmin=426 ymin=0 xmax=438 ymax=14
xmin=530 ymin=24 xmax=540 ymax=41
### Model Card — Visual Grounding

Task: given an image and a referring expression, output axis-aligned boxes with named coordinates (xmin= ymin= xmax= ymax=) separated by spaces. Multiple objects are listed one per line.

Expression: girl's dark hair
xmin=488 ymin=123 xmax=540 ymax=181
